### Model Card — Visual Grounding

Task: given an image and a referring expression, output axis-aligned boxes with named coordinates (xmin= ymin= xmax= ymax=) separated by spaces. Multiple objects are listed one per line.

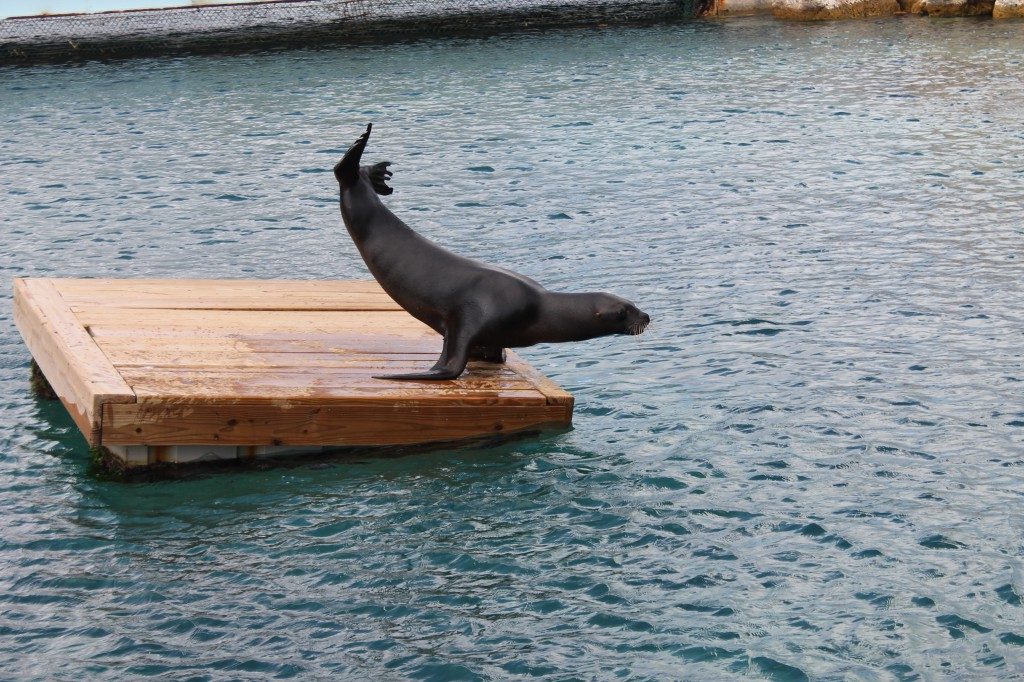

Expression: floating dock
xmin=14 ymin=278 xmax=573 ymax=468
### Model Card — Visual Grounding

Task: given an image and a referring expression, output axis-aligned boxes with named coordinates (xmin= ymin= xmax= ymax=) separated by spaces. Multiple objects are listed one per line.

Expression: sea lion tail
xmin=334 ymin=123 xmax=372 ymax=188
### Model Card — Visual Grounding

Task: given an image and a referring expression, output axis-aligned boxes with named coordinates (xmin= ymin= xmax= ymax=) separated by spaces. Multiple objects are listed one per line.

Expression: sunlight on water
xmin=1 ymin=17 xmax=1023 ymax=679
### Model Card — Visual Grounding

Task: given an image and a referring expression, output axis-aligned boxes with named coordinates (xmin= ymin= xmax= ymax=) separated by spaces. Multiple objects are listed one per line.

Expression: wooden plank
xmin=87 ymin=331 xmax=440 ymax=350
xmin=13 ymin=279 xmax=136 ymax=444
xmin=70 ymin=298 xmax=401 ymax=312
xmin=76 ymin=309 xmax=438 ymax=334
xmin=88 ymin=334 xmax=436 ymax=352
xmin=102 ymin=400 xmax=569 ymax=446
xmin=13 ymin=281 xmax=121 ymax=404
xmin=59 ymin=395 xmax=98 ymax=444
xmin=119 ymin=371 xmax=547 ymax=404
xmin=505 ymin=352 xmax=576 ymax=409
xmin=54 ymin=278 xmax=392 ymax=293
xmin=87 ymin=335 xmax=442 ymax=355
xmin=87 ymin=332 xmax=445 ymax=369
xmin=101 ymin=349 xmax=446 ymax=370
xmin=115 ymin=364 xmax=523 ymax=377
xmin=127 ymin=387 xmax=548 ymax=404
xmin=56 ymin=278 xmax=390 ymax=294
xmin=55 ymin=279 xmax=402 ymax=311
xmin=117 ymin=365 xmax=528 ymax=383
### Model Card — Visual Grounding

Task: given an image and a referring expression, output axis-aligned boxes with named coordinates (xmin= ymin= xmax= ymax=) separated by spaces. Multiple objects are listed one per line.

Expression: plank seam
xmin=14 ymin=279 xmax=136 ymax=445
xmin=50 ymin=288 xmax=137 ymax=390
xmin=73 ymin=307 xmax=404 ymax=312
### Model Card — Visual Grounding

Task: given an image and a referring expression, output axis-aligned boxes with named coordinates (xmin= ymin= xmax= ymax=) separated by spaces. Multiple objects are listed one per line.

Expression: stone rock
xmin=993 ymin=0 xmax=1024 ymax=16
xmin=711 ymin=0 xmax=775 ymax=15
xmin=773 ymin=0 xmax=899 ymax=19
xmin=909 ymin=0 xmax=993 ymax=14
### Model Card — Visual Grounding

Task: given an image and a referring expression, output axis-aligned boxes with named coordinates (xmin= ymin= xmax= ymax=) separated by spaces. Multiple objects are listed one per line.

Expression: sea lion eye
xmin=617 ymin=309 xmax=628 ymax=321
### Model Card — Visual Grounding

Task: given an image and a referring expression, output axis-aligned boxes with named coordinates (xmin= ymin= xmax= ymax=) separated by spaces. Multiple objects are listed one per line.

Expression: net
xmin=0 ymin=0 xmax=702 ymax=63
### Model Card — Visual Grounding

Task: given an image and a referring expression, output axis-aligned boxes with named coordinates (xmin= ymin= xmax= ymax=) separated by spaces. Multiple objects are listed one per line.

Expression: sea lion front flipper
xmin=375 ymin=321 xmax=475 ymax=381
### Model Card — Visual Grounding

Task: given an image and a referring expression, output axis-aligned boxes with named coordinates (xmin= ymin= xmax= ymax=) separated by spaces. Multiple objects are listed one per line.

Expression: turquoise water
xmin=2 ymin=17 xmax=1024 ymax=679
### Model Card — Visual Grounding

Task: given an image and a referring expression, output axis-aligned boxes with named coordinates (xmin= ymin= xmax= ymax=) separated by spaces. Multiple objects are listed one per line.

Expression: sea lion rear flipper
xmin=368 ymin=161 xmax=393 ymax=196
xmin=334 ymin=123 xmax=372 ymax=187
xmin=470 ymin=346 xmax=506 ymax=363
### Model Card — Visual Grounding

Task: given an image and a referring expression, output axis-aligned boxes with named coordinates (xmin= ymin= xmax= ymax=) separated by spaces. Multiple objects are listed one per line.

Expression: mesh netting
xmin=0 ymin=0 xmax=700 ymax=63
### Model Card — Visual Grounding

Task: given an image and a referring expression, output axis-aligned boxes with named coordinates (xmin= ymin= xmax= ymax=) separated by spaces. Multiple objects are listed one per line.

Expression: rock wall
xmin=715 ymin=0 xmax=1023 ymax=18
xmin=2 ymin=0 xmax=1021 ymax=64
xmin=909 ymin=0 xmax=993 ymax=14
xmin=772 ymin=0 xmax=898 ymax=19
xmin=992 ymin=0 xmax=1024 ymax=15
xmin=711 ymin=0 xmax=774 ymax=15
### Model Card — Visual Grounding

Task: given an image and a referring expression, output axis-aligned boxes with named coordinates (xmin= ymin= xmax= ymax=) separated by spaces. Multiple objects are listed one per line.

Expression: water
xmin=1 ymin=16 xmax=1023 ymax=679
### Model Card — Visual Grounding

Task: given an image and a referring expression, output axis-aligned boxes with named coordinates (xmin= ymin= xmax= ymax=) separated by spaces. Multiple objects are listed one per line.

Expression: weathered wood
xmin=87 ymin=337 xmax=444 ymax=365
xmin=122 ymin=369 xmax=536 ymax=385
xmin=29 ymin=359 xmax=58 ymax=400
xmin=71 ymin=296 xmax=402 ymax=312
xmin=505 ymin=354 xmax=576 ymax=408
xmin=122 ymin=371 xmax=548 ymax=404
xmin=13 ymin=278 xmax=574 ymax=464
xmin=13 ymin=278 xmax=136 ymax=444
xmin=55 ymin=278 xmax=398 ymax=310
xmin=102 ymin=401 xmax=565 ymax=447
xmin=76 ymin=309 xmax=440 ymax=333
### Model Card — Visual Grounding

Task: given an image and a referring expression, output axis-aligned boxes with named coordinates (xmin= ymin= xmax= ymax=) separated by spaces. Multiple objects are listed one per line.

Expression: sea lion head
xmin=591 ymin=293 xmax=650 ymax=336
xmin=334 ymin=123 xmax=394 ymax=195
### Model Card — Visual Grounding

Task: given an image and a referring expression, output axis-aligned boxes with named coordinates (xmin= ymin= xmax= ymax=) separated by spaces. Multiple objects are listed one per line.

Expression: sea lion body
xmin=341 ymin=177 xmax=541 ymax=346
xmin=335 ymin=124 xmax=649 ymax=380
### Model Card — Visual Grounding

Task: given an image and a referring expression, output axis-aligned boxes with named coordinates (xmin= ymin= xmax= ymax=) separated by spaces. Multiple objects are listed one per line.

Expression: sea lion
xmin=334 ymin=123 xmax=650 ymax=381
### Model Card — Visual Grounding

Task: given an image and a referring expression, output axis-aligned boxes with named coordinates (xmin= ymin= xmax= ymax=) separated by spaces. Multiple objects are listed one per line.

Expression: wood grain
xmin=13 ymin=278 xmax=136 ymax=444
xmin=55 ymin=278 xmax=401 ymax=311
xmin=13 ymin=278 xmax=573 ymax=455
xmin=76 ymin=309 xmax=439 ymax=333
xmin=102 ymin=401 xmax=567 ymax=446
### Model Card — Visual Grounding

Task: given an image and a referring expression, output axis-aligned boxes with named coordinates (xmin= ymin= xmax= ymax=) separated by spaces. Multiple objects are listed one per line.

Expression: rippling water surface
xmin=1 ymin=17 xmax=1023 ymax=679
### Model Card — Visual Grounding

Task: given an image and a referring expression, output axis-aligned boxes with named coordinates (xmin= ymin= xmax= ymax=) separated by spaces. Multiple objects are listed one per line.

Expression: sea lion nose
xmin=641 ymin=312 xmax=650 ymax=325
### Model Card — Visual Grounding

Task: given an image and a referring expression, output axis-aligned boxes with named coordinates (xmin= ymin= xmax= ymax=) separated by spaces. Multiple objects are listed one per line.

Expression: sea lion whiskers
xmin=628 ymin=318 xmax=649 ymax=336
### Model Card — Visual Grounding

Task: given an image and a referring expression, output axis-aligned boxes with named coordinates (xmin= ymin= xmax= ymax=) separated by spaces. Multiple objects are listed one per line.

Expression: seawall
xmin=0 ymin=0 xmax=702 ymax=64
xmin=2 ymin=0 xmax=1021 ymax=65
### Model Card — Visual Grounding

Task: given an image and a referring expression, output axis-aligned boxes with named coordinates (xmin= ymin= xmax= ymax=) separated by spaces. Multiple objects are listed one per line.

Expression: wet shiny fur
xmin=335 ymin=124 xmax=649 ymax=380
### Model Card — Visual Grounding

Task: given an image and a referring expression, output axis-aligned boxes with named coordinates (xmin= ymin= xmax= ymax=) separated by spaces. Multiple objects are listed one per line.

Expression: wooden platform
xmin=14 ymin=278 xmax=573 ymax=468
